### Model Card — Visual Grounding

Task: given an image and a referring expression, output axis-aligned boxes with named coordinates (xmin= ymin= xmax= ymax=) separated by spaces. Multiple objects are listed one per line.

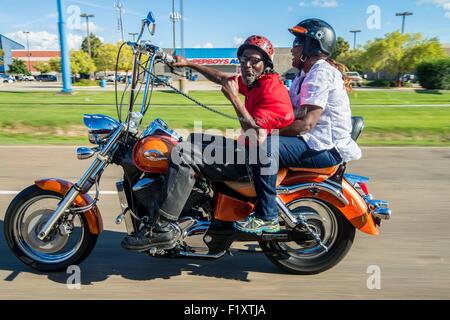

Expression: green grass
xmin=0 ymin=90 xmax=449 ymax=145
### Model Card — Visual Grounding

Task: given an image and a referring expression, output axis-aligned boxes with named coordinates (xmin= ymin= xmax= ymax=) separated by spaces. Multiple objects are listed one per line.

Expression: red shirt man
xmin=237 ymin=73 xmax=294 ymax=134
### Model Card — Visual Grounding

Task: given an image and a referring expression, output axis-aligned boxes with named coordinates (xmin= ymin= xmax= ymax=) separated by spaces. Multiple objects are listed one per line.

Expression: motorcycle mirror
xmin=148 ymin=23 xmax=156 ymax=36
xmin=146 ymin=11 xmax=155 ymax=24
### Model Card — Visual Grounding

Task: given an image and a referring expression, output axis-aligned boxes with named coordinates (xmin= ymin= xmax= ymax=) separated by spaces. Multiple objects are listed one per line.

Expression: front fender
xmin=279 ymin=179 xmax=379 ymax=235
xmin=35 ymin=178 xmax=104 ymax=235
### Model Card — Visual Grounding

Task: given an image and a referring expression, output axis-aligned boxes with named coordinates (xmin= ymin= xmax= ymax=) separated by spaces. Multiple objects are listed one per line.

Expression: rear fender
xmin=279 ymin=179 xmax=379 ymax=235
xmin=35 ymin=178 xmax=104 ymax=235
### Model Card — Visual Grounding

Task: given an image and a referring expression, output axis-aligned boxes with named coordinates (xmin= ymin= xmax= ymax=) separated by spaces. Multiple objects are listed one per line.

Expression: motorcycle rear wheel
xmin=4 ymin=185 xmax=98 ymax=272
xmin=259 ymin=198 xmax=355 ymax=275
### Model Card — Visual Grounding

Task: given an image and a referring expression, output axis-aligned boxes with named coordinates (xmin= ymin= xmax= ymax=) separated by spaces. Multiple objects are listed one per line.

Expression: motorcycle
xmin=4 ymin=10 xmax=391 ymax=275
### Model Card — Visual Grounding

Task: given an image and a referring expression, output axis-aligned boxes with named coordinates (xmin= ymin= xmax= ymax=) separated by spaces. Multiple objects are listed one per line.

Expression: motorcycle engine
xmin=132 ymin=176 xmax=164 ymax=222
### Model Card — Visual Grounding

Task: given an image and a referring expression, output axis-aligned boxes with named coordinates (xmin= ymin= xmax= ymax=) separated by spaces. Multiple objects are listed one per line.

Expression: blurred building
xmin=156 ymin=47 xmax=296 ymax=80
xmin=0 ymin=34 xmax=25 ymax=73
xmin=11 ymin=50 xmax=60 ymax=74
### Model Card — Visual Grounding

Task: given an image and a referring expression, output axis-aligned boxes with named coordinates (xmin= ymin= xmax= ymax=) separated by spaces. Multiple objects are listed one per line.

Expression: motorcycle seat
xmin=282 ymin=165 xmax=340 ymax=185
xmin=224 ymin=168 xmax=288 ymax=198
xmin=223 ymin=165 xmax=340 ymax=197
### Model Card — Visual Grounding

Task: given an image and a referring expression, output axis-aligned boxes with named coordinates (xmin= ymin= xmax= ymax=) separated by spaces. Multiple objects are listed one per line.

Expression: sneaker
xmin=234 ymin=216 xmax=280 ymax=234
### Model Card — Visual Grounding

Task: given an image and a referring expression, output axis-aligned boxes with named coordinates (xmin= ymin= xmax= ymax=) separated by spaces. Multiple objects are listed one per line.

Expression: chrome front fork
xmin=37 ymin=125 xmax=124 ymax=241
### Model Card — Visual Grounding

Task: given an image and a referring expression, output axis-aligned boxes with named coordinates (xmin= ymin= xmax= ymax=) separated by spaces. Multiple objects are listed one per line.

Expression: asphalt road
xmin=0 ymin=146 xmax=449 ymax=299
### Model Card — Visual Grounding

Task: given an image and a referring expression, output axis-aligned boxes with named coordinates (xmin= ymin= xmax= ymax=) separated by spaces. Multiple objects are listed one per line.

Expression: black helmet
xmin=289 ymin=18 xmax=336 ymax=57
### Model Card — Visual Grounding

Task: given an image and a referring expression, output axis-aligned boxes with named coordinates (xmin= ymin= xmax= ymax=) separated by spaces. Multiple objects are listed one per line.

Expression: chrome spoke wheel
xmin=12 ymin=195 xmax=85 ymax=264
xmin=280 ymin=198 xmax=338 ymax=259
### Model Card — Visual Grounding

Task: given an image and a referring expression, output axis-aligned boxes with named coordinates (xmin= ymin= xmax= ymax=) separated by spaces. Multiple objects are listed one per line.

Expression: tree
xmin=81 ymin=33 xmax=103 ymax=58
xmin=399 ymin=37 xmax=447 ymax=74
xmin=417 ymin=58 xmax=450 ymax=90
xmin=70 ymin=50 xmax=96 ymax=75
xmin=48 ymin=57 xmax=61 ymax=73
xmin=357 ymin=37 xmax=389 ymax=79
xmin=35 ymin=61 xmax=52 ymax=74
xmin=8 ymin=58 xmax=30 ymax=75
xmin=117 ymin=42 xmax=133 ymax=74
xmin=331 ymin=36 xmax=350 ymax=60
xmin=358 ymin=32 xmax=447 ymax=81
xmin=337 ymin=49 xmax=364 ymax=72
xmin=94 ymin=44 xmax=117 ymax=72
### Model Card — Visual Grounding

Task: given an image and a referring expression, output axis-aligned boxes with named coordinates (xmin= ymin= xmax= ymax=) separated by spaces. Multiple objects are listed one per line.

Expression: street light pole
xmin=56 ymin=0 xmax=72 ymax=93
xmin=23 ymin=31 xmax=31 ymax=72
xmin=349 ymin=30 xmax=361 ymax=49
xmin=115 ymin=0 xmax=125 ymax=42
xmin=180 ymin=0 xmax=184 ymax=57
xmin=80 ymin=13 xmax=94 ymax=57
xmin=394 ymin=12 xmax=413 ymax=86
xmin=395 ymin=12 xmax=413 ymax=34
xmin=172 ymin=0 xmax=176 ymax=52
xmin=128 ymin=32 xmax=138 ymax=42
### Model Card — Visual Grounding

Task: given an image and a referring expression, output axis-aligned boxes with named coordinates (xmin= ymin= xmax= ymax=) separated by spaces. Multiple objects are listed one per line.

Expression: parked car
xmin=401 ymin=74 xmax=417 ymax=83
xmin=152 ymin=75 xmax=172 ymax=86
xmin=35 ymin=74 xmax=57 ymax=82
xmin=106 ymin=74 xmax=118 ymax=82
xmin=0 ymin=74 xmax=16 ymax=83
xmin=15 ymin=74 xmax=35 ymax=81
xmin=345 ymin=71 xmax=364 ymax=87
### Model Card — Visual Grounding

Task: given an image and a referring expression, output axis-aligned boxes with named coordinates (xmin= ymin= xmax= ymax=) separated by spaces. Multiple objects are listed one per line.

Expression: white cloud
xmin=417 ymin=0 xmax=450 ymax=18
xmin=80 ymin=21 xmax=103 ymax=33
xmin=194 ymin=42 xmax=214 ymax=48
xmin=312 ymin=0 xmax=338 ymax=8
xmin=5 ymin=31 xmax=83 ymax=50
xmin=299 ymin=1 xmax=307 ymax=6
xmin=233 ymin=37 xmax=244 ymax=46
xmin=68 ymin=33 xmax=83 ymax=50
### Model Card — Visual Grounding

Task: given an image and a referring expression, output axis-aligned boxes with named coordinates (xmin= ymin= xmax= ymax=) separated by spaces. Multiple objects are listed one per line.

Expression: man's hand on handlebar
xmin=171 ymin=55 xmax=189 ymax=68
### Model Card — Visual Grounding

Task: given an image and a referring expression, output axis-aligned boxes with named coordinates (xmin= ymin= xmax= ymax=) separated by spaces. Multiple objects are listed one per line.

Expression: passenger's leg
xmin=235 ymin=135 xmax=281 ymax=233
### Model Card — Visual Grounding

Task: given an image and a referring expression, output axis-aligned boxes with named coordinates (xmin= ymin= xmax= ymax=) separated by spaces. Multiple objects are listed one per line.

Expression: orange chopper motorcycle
xmin=4 ymin=11 xmax=391 ymax=275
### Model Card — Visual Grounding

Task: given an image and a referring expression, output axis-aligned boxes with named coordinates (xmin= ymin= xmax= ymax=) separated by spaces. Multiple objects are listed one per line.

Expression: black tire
xmin=259 ymin=200 xmax=355 ymax=275
xmin=4 ymin=185 xmax=98 ymax=272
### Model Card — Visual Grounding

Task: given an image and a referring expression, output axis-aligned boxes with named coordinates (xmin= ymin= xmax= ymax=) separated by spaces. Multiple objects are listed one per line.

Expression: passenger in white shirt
xmin=236 ymin=18 xmax=362 ymax=234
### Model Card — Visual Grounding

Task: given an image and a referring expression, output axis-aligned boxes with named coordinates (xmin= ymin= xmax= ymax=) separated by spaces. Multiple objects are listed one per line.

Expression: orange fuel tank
xmin=132 ymin=134 xmax=179 ymax=174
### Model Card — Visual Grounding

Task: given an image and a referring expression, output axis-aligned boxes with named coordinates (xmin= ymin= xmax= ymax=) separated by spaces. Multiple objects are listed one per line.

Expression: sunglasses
xmin=238 ymin=56 xmax=264 ymax=66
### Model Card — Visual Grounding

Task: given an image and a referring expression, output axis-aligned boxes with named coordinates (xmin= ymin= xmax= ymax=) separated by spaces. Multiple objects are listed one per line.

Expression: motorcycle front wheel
xmin=4 ymin=185 xmax=98 ymax=272
xmin=259 ymin=198 xmax=355 ymax=275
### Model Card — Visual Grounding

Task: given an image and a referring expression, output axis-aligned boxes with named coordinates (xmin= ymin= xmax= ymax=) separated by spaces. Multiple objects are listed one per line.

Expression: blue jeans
xmin=251 ymin=136 xmax=342 ymax=221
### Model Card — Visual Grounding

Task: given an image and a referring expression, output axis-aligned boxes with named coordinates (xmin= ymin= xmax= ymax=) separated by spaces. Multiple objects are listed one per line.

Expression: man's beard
xmin=242 ymin=68 xmax=259 ymax=86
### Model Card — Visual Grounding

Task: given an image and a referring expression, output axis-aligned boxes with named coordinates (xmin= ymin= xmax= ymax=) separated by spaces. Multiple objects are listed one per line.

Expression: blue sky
xmin=0 ymin=0 xmax=449 ymax=50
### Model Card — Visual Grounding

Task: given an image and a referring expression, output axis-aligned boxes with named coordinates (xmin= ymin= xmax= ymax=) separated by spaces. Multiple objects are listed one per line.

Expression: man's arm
xmin=221 ymin=76 xmax=259 ymax=131
xmin=172 ymin=56 xmax=229 ymax=85
xmin=279 ymin=105 xmax=323 ymax=136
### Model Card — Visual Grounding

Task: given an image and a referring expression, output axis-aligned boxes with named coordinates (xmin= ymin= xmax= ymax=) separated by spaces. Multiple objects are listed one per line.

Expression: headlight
xmin=88 ymin=130 xmax=111 ymax=144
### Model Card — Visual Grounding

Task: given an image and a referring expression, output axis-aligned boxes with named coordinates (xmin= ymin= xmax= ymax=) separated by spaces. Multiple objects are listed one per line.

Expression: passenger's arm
xmin=171 ymin=56 xmax=229 ymax=85
xmin=279 ymin=105 xmax=323 ymax=136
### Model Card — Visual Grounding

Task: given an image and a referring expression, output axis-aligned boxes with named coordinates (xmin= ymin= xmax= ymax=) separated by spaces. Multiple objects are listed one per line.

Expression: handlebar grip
xmin=159 ymin=51 xmax=175 ymax=64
